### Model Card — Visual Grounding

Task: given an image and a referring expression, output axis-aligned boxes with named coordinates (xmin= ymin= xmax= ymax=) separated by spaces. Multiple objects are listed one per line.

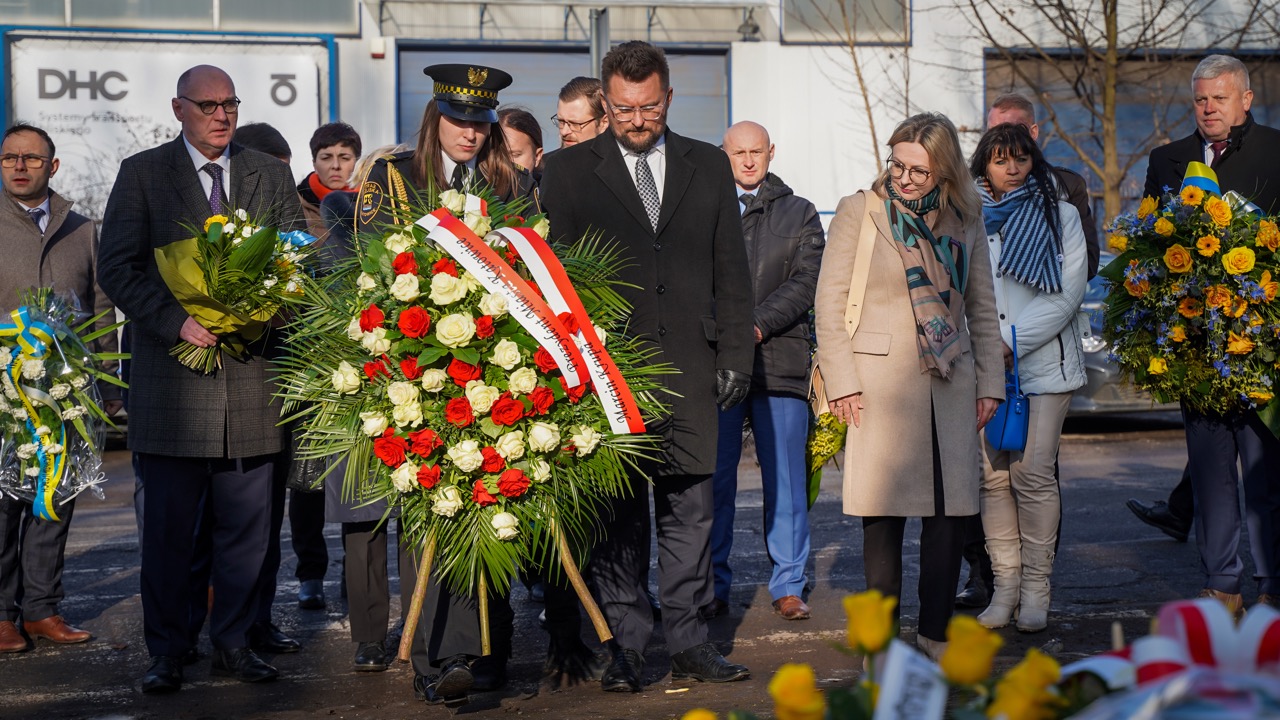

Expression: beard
xmin=614 ymin=121 xmax=665 ymax=154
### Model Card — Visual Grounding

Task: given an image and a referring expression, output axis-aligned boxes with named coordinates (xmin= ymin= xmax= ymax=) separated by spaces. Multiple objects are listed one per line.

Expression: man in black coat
xmin=97 ymin=64 xmax=305 ymax=693
xmin=539 ymin=41 xmax=755 ymax=692
xmin=1128 ymin=54 xmax=1280 ymax=615
xmin=707 ymin=121 xmax=823 ymax=622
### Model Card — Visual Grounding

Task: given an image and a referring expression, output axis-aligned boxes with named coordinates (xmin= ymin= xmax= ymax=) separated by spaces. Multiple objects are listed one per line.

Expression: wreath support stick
xmin=478 ymin=571 xmax=491 ymax=656
xmin=555 ymin=521 xmax=613 ymax=643
xmin=397 ymin=534 xmax=437 ymax=663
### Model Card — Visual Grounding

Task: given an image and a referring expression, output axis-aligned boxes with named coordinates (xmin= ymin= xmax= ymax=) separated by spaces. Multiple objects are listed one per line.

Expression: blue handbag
xmin=985 ymin=326 xmax=1029 ymax=452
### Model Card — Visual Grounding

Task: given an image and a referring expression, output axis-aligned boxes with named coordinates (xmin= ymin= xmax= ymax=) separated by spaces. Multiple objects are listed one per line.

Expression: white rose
xmin=360 ymin=411 xmax=389 ymax=436
xmin=491 ymin=512 xmax=519 ymax=541
xmin=393 ymin=402 xmax=424 ymax=428
xmin=429 ymin=273 xmax=468 ymax=305
xmin=529 ymin=459 xmax=551 ymax=483
xmin=507 ymin=367 xmax=537 ymax=395
xmin=465 ymin=380 xmax=500 ymax=414
xmin=447 ymin=439 xmax=484 ymax=473
xmin=21 ymin=362 xmax=45 ymax=381
xmin=235 ymin=208 xmax=248 ymax=221
xmin=463 ymin=210 xmax=492 ymax=237
xmin=16 ymin=443 xmax=37 ymax=460
xmin=241 ymin=226 xmax=253 ymax=239
xmin=49 ymin=384 xmax=71 ymax=400
xmin=46 ymin=443 xmax=63 ymax=455
xmin=24 ymin=467 xmax=39 ymax=478
xmin=478 ymin=292 xmax=509 ymax=318
xmin=361 ymin=328 xmax=391 ymax=355
xmin=386 ymin=381 xmax=420 ymax=407
xmin=35 ymin=425 xmax=50 ymax=436
xmin=489 ymin=339 xmax=522 ymax=371
xmin=594 ymin=324 xmax=607 ymax=346
xmin=571 ymin=424 xmax=603 ymax=457
xmin=420 ymin=368 xmax=448 ymax=392
xmin=433 ymin=485 xmax=464 ymax=517
xmin=460 ymin=272 xmax=483 ymax=293
xmin=61 ymin=406 xmax=87 ymax=421
xmin=12 ymin=408 xmax=27 ymax=421
xmin=356 ymin=272 xmax=378 ymax=292
xmin=331 ymin=361 xmax=362 ymax=394
xmin=384 ymin=231 xmax=416 ymax=255
xmin=438 ymin=189 xmax=466 ymax=214
xmin=494 ymin=431 xmax=525 ymax=461
xmin=223 ymin=222 xmax=236 ymax=236
xmin=436 ymin=313 xmax=476 ymax=348
xmin=0 ymin=348 xmax=11 ymax=369
xmin=391 ymin=461 xmax=419 ymax=493
xmin=70 ymin=374 xmax=87 ymax=389
xmin=532 ymin=216 xmax=551 ymax=239
xmin=389 ymin=273 xmax=421 ymax=302
xmin=527 ymin=422 xmax=561 ymax=453
xmin=346 ymin=316 xmax=365 ymax=342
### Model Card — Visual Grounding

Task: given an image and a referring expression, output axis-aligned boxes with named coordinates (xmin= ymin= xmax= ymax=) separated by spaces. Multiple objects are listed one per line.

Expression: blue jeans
xmin=710 ymin=392 xmax=811 ymax=602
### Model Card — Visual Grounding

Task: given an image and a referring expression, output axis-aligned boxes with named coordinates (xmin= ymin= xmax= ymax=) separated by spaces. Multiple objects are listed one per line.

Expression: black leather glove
xmin=715 ymin=369 xmax=751 ymax=411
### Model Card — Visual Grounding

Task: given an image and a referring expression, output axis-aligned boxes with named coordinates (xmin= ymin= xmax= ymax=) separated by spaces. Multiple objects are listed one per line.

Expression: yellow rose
xmin=1147 ymin=357 xmax=1168 ymax=375
xmin=1228 ymin=295 xmax=1248 ymax=318
xmin=768 ymin=664 xmax=825 ymax=720
xmin=1262 ymin=271 xmax=1279 ymax=302
xmin=1196 ymin=235 xmax=1221 ymax=257
xmin=986 ymin=683 xmax=1057 ymax=720
xmin=1180 ymin=185 xmax=1205 ymax=206
xmin=843 ymin=590 xmax=898 ymax=655
xmin=681 ymin=711 xmax=718 ymax=720
xmin=1001 ymin=648 xmax=1061 ymax=692
xmin=1107 ymin=234 xmax=1128 ymax=253
xmin=939 ymin=615 xmax=1003 ymax=684
xmin=1227 ymin=331 xmax=1256 ymax=355
xmin=1222 ymin=246 xmax=1256 ymax=275
xmin=204 ymin=214 xmax=229 ymax=232
xmin=1204 ymin=196 xmax=1232 ymax=226
xmin=1154 ymin=217 xmax=1176 ymax=236
xmin=1163 ymin=244 xmax=1193 ymax=273
xmin=1257 ymin=220 xmax=1280 ymax=251
xmin=1249 ymin=390 xmax=1275 ymax=404
xmin=1205 ymin=285 xmax=1234 ymax=310
xmin=1137 ymin=196 xmax=1158 ymax=219
xmin=1169 ymin=326 xmax=1187 ymax=342
xmin=1124 ymin=276 xmax=1150 ymax=298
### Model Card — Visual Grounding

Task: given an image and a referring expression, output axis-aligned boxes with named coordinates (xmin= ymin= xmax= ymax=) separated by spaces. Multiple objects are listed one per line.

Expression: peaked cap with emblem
xmin=424 ymin=64 xmax=513 ymax=124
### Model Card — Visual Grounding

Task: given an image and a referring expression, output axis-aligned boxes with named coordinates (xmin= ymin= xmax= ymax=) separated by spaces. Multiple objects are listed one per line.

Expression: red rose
xmin=444 ymin=397 xmax=475 ymax=427
xmin=560 ymin=377 xmax=589 ymax=403
xmin=400 ymin=356 xmax=424 ymax=380
xmin=527 ymin=386 xmax=555 ymax=415
xmin=397 ymin=307 xmax=431 ymax=338
xmin=359 ymin=304 xmax=385 ymax=333
xmin=447 ymin=358 xmax=482 ymax=386
xmin=480 ymin=446 xmax=505 ymax=473
xmin=409 ymin=427 xmax=443 ymax=456
xmin=497 ymin=468 xmax=531 ymax=498
xmin=533 ymin=347 xmax=558 ymax=374
xmin=416 ymin=464 xmax=441 ymax=489
xmin=392 ymin=251 xmax=418 ymax=276
xmin=474 ymin=315 xmax=495 ymax=339
xmin=557 ymin=312 xmax=580 ymax=335
xmin=364 ymin=358 xmax=390 ymax=381
xmin=373 ymin=428 xmax=408 ymax=468
xmin=503 ymin=214 xmax=525 ymax=224
xmin=432 ymin=257 xmax=459 ymax=277
xmin=489 ymin=396 xmax=525 ymax=426
xmin=472 ymin=479 xmax=498 ymax=507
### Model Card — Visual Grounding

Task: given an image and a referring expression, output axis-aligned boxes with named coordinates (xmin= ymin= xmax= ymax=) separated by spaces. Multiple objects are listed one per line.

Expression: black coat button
xmin=657 ymin=285 xmax=665 ymax=294
xmin=658 ymin=327 xmax=667 ymax=336
xmin=653 ymin=242 xmax=662 ymax=251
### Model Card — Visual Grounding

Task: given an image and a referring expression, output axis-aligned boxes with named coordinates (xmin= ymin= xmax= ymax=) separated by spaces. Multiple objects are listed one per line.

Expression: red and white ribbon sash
xmin=415 ymin=208 xmax=587 ymax=388
xmin=492 ymin=226 xmax=646 ymax=435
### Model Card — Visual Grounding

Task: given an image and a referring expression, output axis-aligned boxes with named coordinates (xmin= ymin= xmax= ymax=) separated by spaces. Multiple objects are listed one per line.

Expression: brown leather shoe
xmin=0 ymin=620 xmax=28 ymax=653
xmin=24 ymin=615 xmax=91 ymax=644
xmin=1198 ymin=588 xmax=1244 ymax=621
xmin=772 ymin=595 xmax=811 ymax=620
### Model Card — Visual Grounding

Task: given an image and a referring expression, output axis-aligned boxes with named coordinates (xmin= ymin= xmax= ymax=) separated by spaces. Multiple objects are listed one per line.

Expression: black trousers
xmin=255 ymin=461 xmax=288 ymax=625
xmin=342 ymin=520 xmax=410 ymax=643
xmin=0 ymin=496 xmax=76 ymax=623
xmin=138 ymin=452 xmax=274 ymax=657
xmin=404 ymin=543 xmax=513 ymax=673
xmin=1167 ymin=464 xmax=1195 ymax=521
xmin=290 ymin=489 xmax=329 ymax=582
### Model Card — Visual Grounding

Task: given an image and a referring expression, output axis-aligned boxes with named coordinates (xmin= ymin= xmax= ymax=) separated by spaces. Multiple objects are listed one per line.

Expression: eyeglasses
xmin=605 ymin=100 xmax=666 ymax=122
xmin=550 ymin=114 xmax=600 ymax=132
xmin=0 ymin=154 xmax=50 ymax=169
xmin=887 ymin=158 xmax=932 ymax=185
xmin=178 ymin=96 xmax=241 ymax=115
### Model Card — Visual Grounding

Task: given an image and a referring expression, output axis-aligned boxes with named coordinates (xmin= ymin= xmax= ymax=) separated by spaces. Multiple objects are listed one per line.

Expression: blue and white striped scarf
xmin=979 ymin=176 xmax=1063 ymax=293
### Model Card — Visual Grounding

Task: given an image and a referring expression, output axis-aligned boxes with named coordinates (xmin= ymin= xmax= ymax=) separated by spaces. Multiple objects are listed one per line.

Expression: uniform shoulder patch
xmin=359 ymin=181 xmax=382 ymax=226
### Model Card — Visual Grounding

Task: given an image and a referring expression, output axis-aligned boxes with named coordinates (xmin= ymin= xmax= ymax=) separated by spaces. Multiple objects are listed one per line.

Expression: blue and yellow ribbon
xmin=1181 ymin=161 xmax=1221 ymax=196
xmin=1 ymin=307 xmax=67 ymax=521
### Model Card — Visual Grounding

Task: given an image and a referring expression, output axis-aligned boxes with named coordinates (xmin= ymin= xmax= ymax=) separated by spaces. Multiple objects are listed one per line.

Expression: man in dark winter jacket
xmin=707 ymin=121 xmax=824 ymax=621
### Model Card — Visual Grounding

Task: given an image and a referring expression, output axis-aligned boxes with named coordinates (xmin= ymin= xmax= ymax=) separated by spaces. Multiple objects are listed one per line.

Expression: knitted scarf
xmin=979 ymin=175 xmax=1062 ymax=293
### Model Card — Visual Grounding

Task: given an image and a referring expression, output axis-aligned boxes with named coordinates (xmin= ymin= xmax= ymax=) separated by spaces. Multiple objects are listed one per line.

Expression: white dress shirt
xmin=15 ymin=196 xmax=51 ymax=234
xmin=617 ymin=136 xmax=667 ymax=205
xmin=183 ymin=135 xmax=231 ymax=205
xmin=440 ymin=152 xmax=478 ymax=189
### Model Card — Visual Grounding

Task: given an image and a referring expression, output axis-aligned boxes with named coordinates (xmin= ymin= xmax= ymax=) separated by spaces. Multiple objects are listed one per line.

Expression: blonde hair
xmin=872 ymin=112 xmax=981 ymax=228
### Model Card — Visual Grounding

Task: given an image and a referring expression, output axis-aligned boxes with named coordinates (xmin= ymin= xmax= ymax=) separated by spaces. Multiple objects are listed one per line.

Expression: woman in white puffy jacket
xmin=969 ymin=123 xmax=1088 ymax=633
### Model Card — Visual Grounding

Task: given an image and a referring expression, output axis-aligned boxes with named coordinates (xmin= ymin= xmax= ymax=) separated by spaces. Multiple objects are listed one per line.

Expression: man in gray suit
xmin=97 ymin=65 xmax=304 ymax=694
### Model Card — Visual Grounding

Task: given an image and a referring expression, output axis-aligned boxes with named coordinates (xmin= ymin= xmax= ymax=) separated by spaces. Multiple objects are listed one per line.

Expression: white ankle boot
xmin=916 ymin=635 xmax=947 ymax=662
xmin=1016 ymin=541 xmax=1055 ymax=633
xmin=977 ymin=540 xmax=1022 ymax=629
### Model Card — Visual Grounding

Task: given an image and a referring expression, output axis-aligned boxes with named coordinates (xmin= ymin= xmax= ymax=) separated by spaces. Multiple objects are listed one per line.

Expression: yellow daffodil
xmin=1169 ymin=326 xmax=1187 ymax=342
xmin=1107 ymin=234 xmax=1128 ymax=253
xmin=939 ymin=615 xmax=1003 ymax=684
xmin=1227 ymin=331 xmax=1256 ymax=355
xmin=681 ymin=710 xmax=718 ymax=720
xmin=1196 ymin=235 xmax=1221 ymax=256
xmin=768 ymin=663 xmax=826 ymax=720
xmin=843 ymin=590 xmax=898 ymax=655
xmin=1163 ymin=244 xmax=1193 ymax=273
xmin=1256 ymin=220 xmax=1280 ymax=251
xmin=1137 ymin=196 xmax=1158 ymax=219
xmin=1154 ymin=217 xmax=1176 ymax=236
xmin=1147 ymin=357 xmax=1168 ymax=375
xmin=1205 ymin=196 xmax=1232 ymax=226
xmin=204 ymin=214 xmax=230 ymax=232
xmin=1222 ymin=246 xmax=1256 ymax=275
xmin=988 ymin=649 xmax=1064 ymax=720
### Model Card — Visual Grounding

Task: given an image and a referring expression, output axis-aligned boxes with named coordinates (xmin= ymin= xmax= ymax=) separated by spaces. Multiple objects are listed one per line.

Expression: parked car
xmin=1069 ymin=252 xmax=1178 ymax=415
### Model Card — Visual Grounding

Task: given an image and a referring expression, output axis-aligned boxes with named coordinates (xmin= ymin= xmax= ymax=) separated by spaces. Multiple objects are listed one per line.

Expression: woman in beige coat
xmin=814 ymin=113 xmax=1005 ymax=659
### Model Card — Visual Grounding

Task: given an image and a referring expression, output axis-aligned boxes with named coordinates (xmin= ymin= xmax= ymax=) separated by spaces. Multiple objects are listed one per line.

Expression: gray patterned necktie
xmin=202 ymin=162 xmax=227 ymax=215
xmin=27 ymin=207 xmax=45 ymax=232
xmin=634 ymin=150 xmax=660 ymax=231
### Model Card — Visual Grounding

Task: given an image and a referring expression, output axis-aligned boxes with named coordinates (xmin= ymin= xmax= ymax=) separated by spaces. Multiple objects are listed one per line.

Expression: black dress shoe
xmin=353 ymin=641 xmax=389 ymax=672
xmin=954 ymin=576 xmax=990 ymax=609
xmin=179 ymin=648 xmax=200 ymax=666
xmin=414 ymin=655 xmax=472 ymax=706
xmin=470 ymin=654 xmax=507 ymax=692
xmin=211 ymin=648 xmax=278 ymax=683
xmin=248 ymin=622 xmax=301 ymax=654
xmin=699 ymin=598 xmax=729 ymax=620
xmin=1126 ymin=499 xmax=1191 ymax=542
xmin=298 ymin=579 xmax=326 ymax=610
xmin=670 ymin=643 xmax=750 ymax=683
xmin=141 ymin=656 xmax=183 ymax=694
xmin=600 ymin=647 xmax=644 ymax=693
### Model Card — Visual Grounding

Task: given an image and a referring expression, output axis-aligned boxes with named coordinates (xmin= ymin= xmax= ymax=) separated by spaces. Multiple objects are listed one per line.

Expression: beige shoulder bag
xmin=809 ymin=193 xmax=881 ymax=417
